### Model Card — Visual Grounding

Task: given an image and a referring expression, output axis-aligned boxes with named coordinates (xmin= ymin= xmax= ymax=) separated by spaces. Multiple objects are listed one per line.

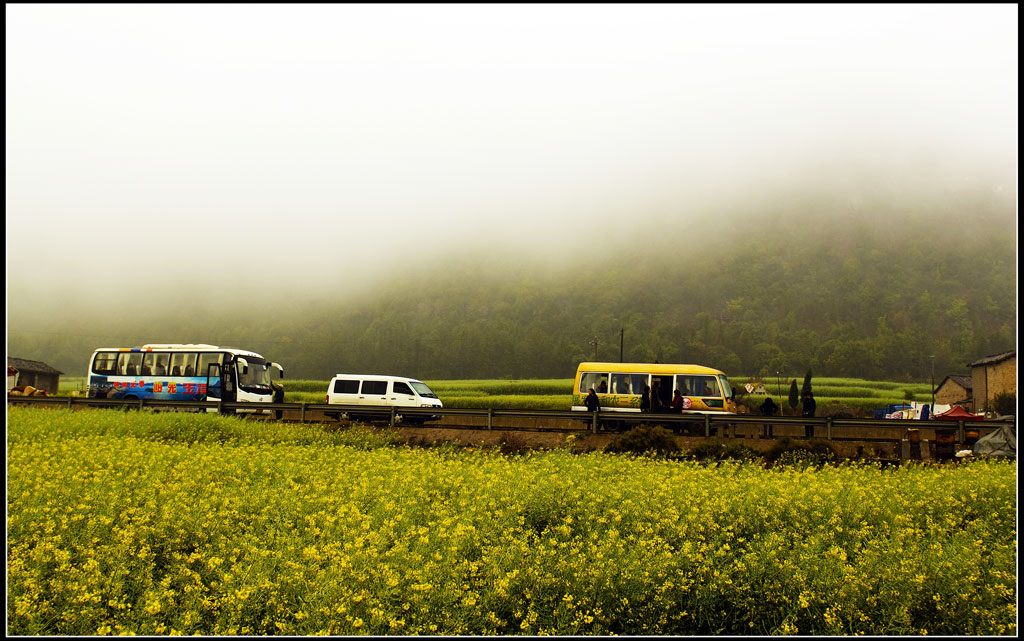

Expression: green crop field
xmin=6 ymin=407 xmax=1016 ymax=636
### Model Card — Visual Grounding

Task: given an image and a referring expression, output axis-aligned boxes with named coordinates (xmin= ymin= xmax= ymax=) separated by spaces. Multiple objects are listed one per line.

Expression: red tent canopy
xmin=934 ymin=405 xmax=985 ymax=421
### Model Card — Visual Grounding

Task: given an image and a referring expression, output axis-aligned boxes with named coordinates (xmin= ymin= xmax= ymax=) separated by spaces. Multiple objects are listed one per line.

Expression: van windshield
xmin=410 ymin=382 xmax=437 ymax=398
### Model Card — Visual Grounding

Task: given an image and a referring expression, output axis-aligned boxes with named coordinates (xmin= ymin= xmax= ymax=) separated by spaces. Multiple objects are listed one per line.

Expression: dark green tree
xmin=802 ymin=368 xmax=813 ymax=397
xmin=788 ymin=380 xmax=799 ymax=410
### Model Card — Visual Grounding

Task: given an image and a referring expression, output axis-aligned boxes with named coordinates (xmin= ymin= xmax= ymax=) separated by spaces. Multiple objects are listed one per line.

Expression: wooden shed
xmin=968 ymin=350 xmax=1016 ymax=414
xmin=7 ymin=357 xmax=64 ymax=395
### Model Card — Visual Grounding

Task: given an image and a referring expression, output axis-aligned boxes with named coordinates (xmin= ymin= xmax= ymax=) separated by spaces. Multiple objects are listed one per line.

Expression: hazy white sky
xmin=5 ymin=4 xmax=1018 ymax=298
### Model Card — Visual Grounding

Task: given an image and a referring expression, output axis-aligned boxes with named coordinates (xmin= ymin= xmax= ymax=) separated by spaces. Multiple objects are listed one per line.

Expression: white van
xmin=324 ymin=374 xmax=443 ymax=423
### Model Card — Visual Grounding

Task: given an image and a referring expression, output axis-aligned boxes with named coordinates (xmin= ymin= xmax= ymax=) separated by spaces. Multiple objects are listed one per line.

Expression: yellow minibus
xmin=571 ymin=362 xmax=736 ymax=415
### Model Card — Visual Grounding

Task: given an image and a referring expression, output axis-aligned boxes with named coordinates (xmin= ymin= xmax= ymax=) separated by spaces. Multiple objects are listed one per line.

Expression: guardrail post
xmin=139 ymin=398 xmax=145 ymax=411
xmin=390 ymin=407 xmax=396 ymax=428
xmin=67 ymin=397 xmax=74 ymax=410
xmin=704 ymin=414 xmax=711 ymax=438
xmin=826 ymin=417 xmax=833 ymax=441
xmin=300 ymin=403 xmax=307 ymax=423
xmin=592 ymin=410 xmax=598 ymax=434
xmin=487 ymin=408 xmax=493 ymax=431
xmin=957 ymin=420 xmax=965 ymax=448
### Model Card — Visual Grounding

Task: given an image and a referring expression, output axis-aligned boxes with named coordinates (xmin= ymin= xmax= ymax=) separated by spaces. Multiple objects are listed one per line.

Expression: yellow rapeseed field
xmin=6 ymin=407 xmax=1016 ymax=635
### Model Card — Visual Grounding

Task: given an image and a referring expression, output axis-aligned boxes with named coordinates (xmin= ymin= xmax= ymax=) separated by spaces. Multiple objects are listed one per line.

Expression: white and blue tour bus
xmin=88 ymin=344 xmax=283 ymax=412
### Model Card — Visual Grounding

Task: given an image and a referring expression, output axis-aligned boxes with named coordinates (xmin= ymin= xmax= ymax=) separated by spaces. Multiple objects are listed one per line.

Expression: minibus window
xmin=580 ymin=372 xmax=609 ymax=393
xmin=334 ymin=379 xmax=359 ymax=394
xmin=361 ymin=380 xmax=388 ymax=395
xmin=611 ymin=373 xmax=647 ymax=394
xmin=393 ymin=381 xmax=414 ymax=396
xmin=718 ymin=375 xmax=733 ymax=399
xmin=677 ymin=375 xmax=721 ymax=397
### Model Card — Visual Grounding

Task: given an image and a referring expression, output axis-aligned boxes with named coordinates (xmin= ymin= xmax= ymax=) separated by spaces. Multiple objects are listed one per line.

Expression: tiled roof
xmin=7 ymin=357 xmax=64 ymax=376
xmin=968 ymin=350 xmax=1016 ymax=368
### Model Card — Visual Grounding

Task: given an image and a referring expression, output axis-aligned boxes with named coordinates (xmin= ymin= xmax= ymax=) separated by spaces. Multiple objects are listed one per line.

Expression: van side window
xmin=361 ymin=380 xmax=388 ymax=395
xmin=393 ymin=381 xmax=414 ymax=396
xmin=333 ymin=379 xmax=359 ymax=394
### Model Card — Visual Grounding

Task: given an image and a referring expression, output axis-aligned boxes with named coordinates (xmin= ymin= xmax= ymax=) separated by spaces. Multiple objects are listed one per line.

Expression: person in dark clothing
xmin=801 ymin=392 xmax=816 ymax=437
xmin=760 ymin=396 xmax=778 ymax=437
xmin=640 ymin=385 xmax=651 ymax=413
xmin=272 ymin=381 xmax=285 ymax=420
xmin=585 ymin=388 xmax=600 ymax=412
xmin=651 ymin=382 xmax=664 ymax=413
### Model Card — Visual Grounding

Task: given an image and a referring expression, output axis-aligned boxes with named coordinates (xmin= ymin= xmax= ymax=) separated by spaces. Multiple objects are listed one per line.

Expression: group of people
xmin=758 ymin=392 xmax=816 ymax=437
xmin=584 ymin=385 xmax=818 ymax=439
xmin=584 ymin=383 xmax=696 ymax=414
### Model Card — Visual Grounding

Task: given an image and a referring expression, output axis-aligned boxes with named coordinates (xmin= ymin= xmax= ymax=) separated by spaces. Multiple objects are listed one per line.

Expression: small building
xmin=934 ymin=374 xmax=972 ymax=407
xmin=7 ymin=357 xmax=64 ymax=395
xmin=968 ymin=350 xmax=1016 ymax=414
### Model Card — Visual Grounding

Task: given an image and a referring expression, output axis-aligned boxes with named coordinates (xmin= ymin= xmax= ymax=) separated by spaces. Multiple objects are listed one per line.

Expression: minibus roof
xmin=576 ymin=362 xmax=725 ymax=376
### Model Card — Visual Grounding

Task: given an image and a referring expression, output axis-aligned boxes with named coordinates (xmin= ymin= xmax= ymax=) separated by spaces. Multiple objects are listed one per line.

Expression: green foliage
xmin=802 ymin=369 xmax=813 ymax=397
xmin=688 ymin=437 xmax=759 ymax=462
xmin=788 ymin=380 xmax=799 ymax=409
xmin=763 ymin=437 xmax=840 ymax=469
xmin=604 ymin=425 xmax=680 ymax=457
xmin=991 ymin=392 xmax=1016 ymax=416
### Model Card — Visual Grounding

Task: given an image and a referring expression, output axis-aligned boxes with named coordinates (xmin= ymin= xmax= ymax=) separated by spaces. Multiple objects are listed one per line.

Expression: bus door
xmin=205 ymin=362 xmax=236 ymax=406
xmin=652 ymin=375 xmax=673 ymax=409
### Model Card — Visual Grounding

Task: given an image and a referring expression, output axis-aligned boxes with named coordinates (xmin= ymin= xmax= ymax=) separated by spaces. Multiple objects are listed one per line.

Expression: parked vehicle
xmin=88 ymin=344 xmax=283 ymax=414
xmin=325 ymin=374 xmax=442 ymax=423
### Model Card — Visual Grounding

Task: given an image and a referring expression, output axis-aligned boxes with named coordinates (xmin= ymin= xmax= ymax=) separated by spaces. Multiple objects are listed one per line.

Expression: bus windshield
xmin=237 ymin=357 xmax=271 ymax=390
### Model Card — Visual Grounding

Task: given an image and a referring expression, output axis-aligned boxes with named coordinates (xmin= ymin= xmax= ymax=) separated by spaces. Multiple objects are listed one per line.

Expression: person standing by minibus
xmin=641 ymin=385 xmax=652 ymax=413
xmin=585 ymin=388 xmax=600 ymax=413
xmin=801 ymin=392 xmax=816 ymax=437
xmin=670 ymin=389 xmax=684 ymax=413
xmin=760 ymin=396 xmax=779 ymax=437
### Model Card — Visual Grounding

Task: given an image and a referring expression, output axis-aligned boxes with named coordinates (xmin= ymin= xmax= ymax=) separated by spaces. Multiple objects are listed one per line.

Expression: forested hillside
xmin=8 ymin=181 xmax=1016 ymax=382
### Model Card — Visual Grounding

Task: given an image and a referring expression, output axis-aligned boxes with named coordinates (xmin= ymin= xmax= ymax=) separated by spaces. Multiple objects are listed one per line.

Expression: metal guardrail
xmin=7 ymin=395 xmax=1012 ymax=445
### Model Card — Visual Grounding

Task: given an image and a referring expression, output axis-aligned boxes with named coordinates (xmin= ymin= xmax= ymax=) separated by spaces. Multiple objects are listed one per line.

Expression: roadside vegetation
xmin=7 ymin=408 xmax=1016 ymax=636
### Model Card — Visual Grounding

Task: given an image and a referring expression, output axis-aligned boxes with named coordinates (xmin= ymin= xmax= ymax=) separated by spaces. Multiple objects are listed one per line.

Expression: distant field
xmin=56 ymin=375 xmax=935 ymax=415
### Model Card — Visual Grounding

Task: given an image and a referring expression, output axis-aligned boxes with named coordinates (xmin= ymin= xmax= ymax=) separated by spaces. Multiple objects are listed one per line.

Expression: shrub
xmin=498 ymin=431 xmax=531 ymax=456
xmin=991 ymin=392 xmax=1016 ymax=416
xmin=604 ymin=425 xmax=680 ymax=457
xmin=763 ymin=437 xmax=839 ymax=468
xmin=688 ymin=437 xmax=759 ymax=462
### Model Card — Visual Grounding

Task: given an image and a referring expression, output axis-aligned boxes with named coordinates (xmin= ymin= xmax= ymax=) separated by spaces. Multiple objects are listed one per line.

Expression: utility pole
xmin=619 ymin=328 xmax=624 ymax=363
xmin=930 ymin=355 xmax=935 ymax=412
xmin=589 ymin=338 xmax=600 ymax=362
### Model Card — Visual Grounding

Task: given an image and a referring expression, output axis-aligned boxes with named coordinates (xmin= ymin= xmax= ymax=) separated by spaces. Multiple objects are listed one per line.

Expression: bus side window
xmin=197 ymin=353 xmax=223 ymax=378
xmin=93 ymin=352 xmax=117 ymax=375
xmin=170 ymin=352 xmax=196 ymax=377
xmin=141 ymin=353 xmax=156 ymax=376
